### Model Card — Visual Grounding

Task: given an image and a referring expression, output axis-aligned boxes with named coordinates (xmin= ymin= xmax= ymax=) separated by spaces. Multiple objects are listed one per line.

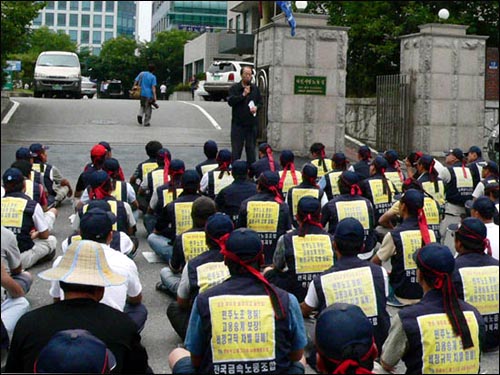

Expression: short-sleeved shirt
xmin=136 ymin=71 xmax=157 ymax=99
xmin=1 ymin=226 xmax=21 ymax=273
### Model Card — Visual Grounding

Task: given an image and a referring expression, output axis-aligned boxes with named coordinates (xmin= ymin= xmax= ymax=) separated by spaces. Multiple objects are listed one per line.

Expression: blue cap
xmin=34 ymin=329 xmax=116 ymax=374
xmin=88 ymin=170 xmax=110 ymax=188
xmin=203 ymin=140 xmax=218 ymax=158
xmin=16 ymin=147 xmax=35 ymax=160
xmin=157 ymin=148 xmax=171 ymax=160
xmin=231 ymin=160 xmax=248 ymax=177
xmin=2 ymin=168 xmax=24 ymax=185
xmin=206 ymin=213 xmax=234 ymax=238
xmin=418 ymin=154 xmax=434 ymax=169
xmin=259 ymin=142 xmax=271 ymax=153
xmin=371 ymin=155 xmax=388 ymax=169
xmin=297 ymin=196 xmax=321 ymax=215
xmin=401 ymin=189 xmax=424 ymax=210
xmin=384 ymin=150 xmax=399 ymax=164
xmin=484 ymin=160 xmax=498 ymax=173
xmin=103 ymin=158 xmax=120 ymax=172
xmin=182 ymin=169 xmax=200 ymax=188
xmin=340 ymin=171 xmax=360 ymax=186
xmin=302 ymin=163 xmax=318 ymax=179
xmin=315 ymin=303 xmax=374 ymax=360
xmin=444 ymin=148 xmax=464 ymax=160
xmin=226 ymin=228 xmax=263 ymax=258
xmin=472 ymin=196 xmax=496 ymax=219
xmin=98 ymin=141 xmax=112 ymax=151
xmin=413 ymin=243 xmax=455 ymax=274
xmin=29 ymin=143 xmax=49 ymax=156
xmin=334 ymin=218 xmax=365 ymax=242
xmin=332 ymin=152 xmax=347 ymax=165
xmin=216 ymin=149 xmax=232 ymax=163
xmin=464 ymin=145 xmax=481 ymax=156
xmin=168 ymin=159 xmax=185 ymax=173
xmin=280 ymin=150 xmax=295 ymax=165
xmin=80 ymin=208 xmax=117 ymax=240
xmin=86 ymin=200 xmax=111 ymax=212
xmin=456 ymin=217 xmax=487 ymax=243
xmin=358 ymin=145 xmax=371 ymax=159
xmin=258 ymin=170 xmax=280 ymax=187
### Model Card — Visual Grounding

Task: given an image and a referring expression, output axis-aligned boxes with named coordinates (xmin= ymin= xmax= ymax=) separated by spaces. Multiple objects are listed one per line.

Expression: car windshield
xmin=38 ymin=54 xmax=79 ymax=67
xmin=208 ymin=63 xmax=236 ymax=73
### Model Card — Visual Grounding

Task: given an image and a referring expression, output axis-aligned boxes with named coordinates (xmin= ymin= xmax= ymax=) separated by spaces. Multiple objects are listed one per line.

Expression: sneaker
xmin=387 ymin=294 xmax=405 ymax=308
xmin=144 ymin=123 xmax=150 ymax=127
xmin=137 ymin=115 xmax=142 ymax=125
xmin=155 ymin=281 xmax=176 ymax=298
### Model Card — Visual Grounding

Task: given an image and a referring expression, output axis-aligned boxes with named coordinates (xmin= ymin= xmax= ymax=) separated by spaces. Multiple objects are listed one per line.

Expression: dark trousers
xmin=231 ymin=123 xmax=257 ymax=164
xmin=167 ymin=301 xmax=191 ymax=340
xmin=124 ymin=303 xmax=148 ymax=333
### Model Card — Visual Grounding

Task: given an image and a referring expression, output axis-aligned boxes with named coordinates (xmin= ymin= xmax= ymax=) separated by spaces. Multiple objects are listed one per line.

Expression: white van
xmin=33 ymin=51 xmax=82 ymax=98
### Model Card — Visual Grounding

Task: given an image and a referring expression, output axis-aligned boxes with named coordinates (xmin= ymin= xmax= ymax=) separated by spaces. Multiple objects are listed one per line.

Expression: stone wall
xmin=345 ymin=98 xmax=377 ymax=146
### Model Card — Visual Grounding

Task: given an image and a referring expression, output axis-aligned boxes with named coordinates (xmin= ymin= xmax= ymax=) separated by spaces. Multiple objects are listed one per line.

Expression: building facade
xmin=32 ymin=1 xmax=137 ymax=55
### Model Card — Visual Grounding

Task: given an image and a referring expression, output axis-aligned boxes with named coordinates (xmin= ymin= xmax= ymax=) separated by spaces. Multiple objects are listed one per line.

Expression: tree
xmin=97 ymin=36 xmax=140 ymax=88
xmin=306 ymin=1 xmax=499 ymax=97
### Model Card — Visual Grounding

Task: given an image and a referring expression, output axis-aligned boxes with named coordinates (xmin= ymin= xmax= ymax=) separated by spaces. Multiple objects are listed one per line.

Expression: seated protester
xmin=403 ymin=150 xmax=423 ymax=180
xmin=484 ymin=180 xmax=499 ymax=225
xmin=301 ymin=218 xmax=390 ymax=354
xmin=286 ymin=164 xmax=328 ymax=229
xmin=1 ymin=168 xmax=57 ymax=269
xmin=319 ymin=152 xmax=349 ymax=201
xmin=472 ymin=160 xmax=499 ymax=200
xmin=156 ymin=196 xmax=216 ymax=297
xmin=359 ymin=155 xmax=396 ymax=225
xmin=74 ymin=144 xmax=107 ymax=202
xmin=15 ymin=147 xmax=44 ymax=190
xmin=33 ymin=329 xmax=118 ymax=374
xmin=145 ymin=159 xmax=185 ymax=235
xmin=381 ymin=243 xmax=484 ymax=374
xmin=138 ymin=147 xmax=172 ymax=212
xmin=195 ymin=140 xmax=218 ymax=178
xmin=5 ymin=240 xmax=150 ymax=373
xmin=321 ymin=171 xmax=378 ymax=258
xmin=351 ymin=145 xmax=372 ymax=181
xmin=471 ymin=197 xmax=499 ymax=260
xmin=278 ymin=150 xmax=302 ymax=195
xmin=167 ymin=213 xmax=233 ymax=340
xmin=237 ymin=171 xmax=292 ymax=265
xmin=416 ymin=154 xmax=446 ymax=207
xmin=452 ymin=218 xmax=499 ymax=352
xmin=98 ymin=141 xmax=125 ymax=181
xmin=50 ymin=208 xmax=147 ymax=332
xmin=148 ymin=170 xmax=202 ymax=263
xmin=167 ymin=228 xmax=307 ymax=374
xmin=63 ymin=200 xmax=136 ymax=258
xmin=11 ymin=160 xmax=51 ymax=213
xmin=372 ymin=189 xmax=436 ymax=307
xmin=129 ymin=140 xmax=163 ymax=213
xmin=310 ymin=142 xmax=333 ymax=179
xmin=315 ymin=303 xmax=382 ymax=375
xmin=248 ymin=142 xmax=281 ymax=180
xmin=215 ymin=160 xmax=257 ymax=224
xmin=264 ymin=196 xmax=335 ymax=303
xmin=384 ymin=149 xmax=405 ymax=194
xmin=465 ymin=145 xmax=485 ymax=189
xmin=200 ymin=149 xmax=234 ymax=200
xmin=103 ymin=158 xmax=139 ymax=212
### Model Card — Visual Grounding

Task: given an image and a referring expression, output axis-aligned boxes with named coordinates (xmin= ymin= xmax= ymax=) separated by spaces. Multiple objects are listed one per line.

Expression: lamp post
xmin=295 ymin=1 xmax=308 ymax=11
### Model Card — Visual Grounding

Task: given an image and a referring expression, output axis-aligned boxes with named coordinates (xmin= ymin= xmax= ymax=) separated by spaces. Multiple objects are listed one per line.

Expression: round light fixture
xmin=296 ymin=1 xmax=308 ymax=11
xmin=438 ymin=8 xmax=449 ymax=20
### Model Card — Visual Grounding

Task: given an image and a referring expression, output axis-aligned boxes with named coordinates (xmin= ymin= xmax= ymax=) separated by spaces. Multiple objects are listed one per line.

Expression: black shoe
xmin=37 ymin=248 xmax=56 ymax=265
xmin=137 ymin=115 xmax=142 ymax=124
xmin=144 ymin=123 xmax=150 ymax=127
xmin=156 ymin=282 xmax=176 ymax=298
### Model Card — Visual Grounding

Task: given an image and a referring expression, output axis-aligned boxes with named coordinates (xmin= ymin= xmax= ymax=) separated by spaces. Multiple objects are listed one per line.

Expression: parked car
xmin=99 ymin=80 xmax=125 ymax=99
xmin=204 ymin=61 xmax=255 ymax=101
xmin=487 ymin=124 xmax=499 ymax=164
xmin=81 ymin=76 xmax=97 ymax=98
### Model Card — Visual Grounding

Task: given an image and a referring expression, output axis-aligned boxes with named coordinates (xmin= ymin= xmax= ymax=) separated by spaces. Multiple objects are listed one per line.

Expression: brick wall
xmin=485 ymin=47 xmax=499 ymax=101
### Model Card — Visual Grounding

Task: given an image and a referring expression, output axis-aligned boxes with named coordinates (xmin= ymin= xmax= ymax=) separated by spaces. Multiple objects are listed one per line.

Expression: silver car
xmin=81 ymin=76 xmax=97 ymax=98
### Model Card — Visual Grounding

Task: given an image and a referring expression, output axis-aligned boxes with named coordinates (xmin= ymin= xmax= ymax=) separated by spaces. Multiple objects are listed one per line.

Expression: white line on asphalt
xmin=1 ymin=100 xmax=20 ymax=125
xmin=180 ymin=101 xmax=221 ymax=130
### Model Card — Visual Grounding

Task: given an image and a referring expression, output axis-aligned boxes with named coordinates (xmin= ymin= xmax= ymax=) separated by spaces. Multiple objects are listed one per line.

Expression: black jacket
xmin=227 ymin=81 xmax=263 ymax=127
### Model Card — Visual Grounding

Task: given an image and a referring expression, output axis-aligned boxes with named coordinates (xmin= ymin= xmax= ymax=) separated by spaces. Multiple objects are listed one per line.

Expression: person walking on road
xmin=135 ymin=64 xmax=157 ymax=127
xmin=228 ymin=66 xmax=263 ymax=165
xmin=160 ymin=82 xmax=167 ymax=101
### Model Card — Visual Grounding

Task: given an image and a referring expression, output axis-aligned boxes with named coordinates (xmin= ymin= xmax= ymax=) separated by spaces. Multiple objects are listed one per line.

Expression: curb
xmin=1 ymin=96 xmax=13 ymax=123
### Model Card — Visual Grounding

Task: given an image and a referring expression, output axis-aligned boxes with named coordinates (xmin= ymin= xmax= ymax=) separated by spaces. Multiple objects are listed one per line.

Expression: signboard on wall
xmin=294 ymin=76 xmax=327 ymax=95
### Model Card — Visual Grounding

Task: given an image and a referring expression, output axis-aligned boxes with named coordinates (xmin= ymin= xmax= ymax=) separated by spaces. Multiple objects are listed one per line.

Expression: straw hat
xmin=39 ymin=240 xmax=126 ymax=287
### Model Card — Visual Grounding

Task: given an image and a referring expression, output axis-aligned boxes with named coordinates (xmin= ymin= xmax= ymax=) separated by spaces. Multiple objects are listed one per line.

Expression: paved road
xmin=1 ymin=97 xmax=498 ymax=373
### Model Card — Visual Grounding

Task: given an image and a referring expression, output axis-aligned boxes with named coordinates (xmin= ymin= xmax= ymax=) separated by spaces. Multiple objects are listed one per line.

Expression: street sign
xmin=2 ymin=70 xmax=13 ymax=90
xmin=5 ymin=60 xmax=21 ymax=71
xmin=294 ymin=75 xmax=327 ymax=95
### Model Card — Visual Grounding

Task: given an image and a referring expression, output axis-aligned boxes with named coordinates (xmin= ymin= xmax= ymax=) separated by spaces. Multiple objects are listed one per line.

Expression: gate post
xmin=400 ymin=24 xmax=488 ymax=156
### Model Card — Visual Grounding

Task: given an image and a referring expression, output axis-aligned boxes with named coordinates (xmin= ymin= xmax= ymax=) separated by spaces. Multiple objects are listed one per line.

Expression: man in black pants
xmin=227 ymin=66 xmax=263 ymax=165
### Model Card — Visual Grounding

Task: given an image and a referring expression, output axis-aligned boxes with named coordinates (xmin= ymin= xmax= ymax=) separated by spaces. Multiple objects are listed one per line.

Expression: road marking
xmin=1 ymin=99 xmax=20 ymax=125
xmin=180 ymin=101 xmax=221 ymax=130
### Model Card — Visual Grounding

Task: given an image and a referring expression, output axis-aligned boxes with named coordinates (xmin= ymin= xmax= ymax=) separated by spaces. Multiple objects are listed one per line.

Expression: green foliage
xmin=173 ymin=83 xmax=192 ymax=92
xmin=97 ymin=36 xmax=140 ymax=87
xmin=307 ymin=1 xmax=499 ymax=97
xmin=24 ymin=26 xmax=77 ymax=54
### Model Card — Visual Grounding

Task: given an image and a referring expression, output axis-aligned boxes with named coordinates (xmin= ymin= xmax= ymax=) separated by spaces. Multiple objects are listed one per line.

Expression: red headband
xmin=266 ymin=147 xmax=276 ymax=172
xmin=278 ymin=162 xmax=298 ymax=190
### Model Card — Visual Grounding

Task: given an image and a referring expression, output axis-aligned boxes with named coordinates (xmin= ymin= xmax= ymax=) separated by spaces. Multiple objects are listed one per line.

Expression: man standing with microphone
xmin=228 ymin=66 xmax=263 ymax=165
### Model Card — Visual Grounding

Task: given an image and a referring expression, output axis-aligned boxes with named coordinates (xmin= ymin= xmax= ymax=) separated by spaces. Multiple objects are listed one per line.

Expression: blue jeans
xmin=143 ymin=214 xmax=157 ymax=236
xmin=147 ymin=233 xmax=173 ymax=262
xmin=160 ymin=267 xmax=181 ymax=294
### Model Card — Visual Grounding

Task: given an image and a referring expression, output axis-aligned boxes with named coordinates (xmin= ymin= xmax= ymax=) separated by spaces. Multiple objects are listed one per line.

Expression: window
xmin=195 ymin=59 xmax=204 ymax=75
xmin=70 ymin=1 xmax=78 ymax=10
xmin=93 ymin=47 xmax=101 ymax=56
xmin=45 ymin=13 xmax=54 ymax=26
xmin=105 ymin=31 xmax=114 ymax=41
xmin=69 ymin=30 xmax=78 ymax=42
xmin=236 ymin=15 xmax=241 ymax=33
xmin=81 ymin=30 xmax=89 ymax=43
xmin=33 ymin=13 xmax=42 ymax=26
xmin=46 ymin=1 xmax=54 ymax=9
xmin=105 ymin=15 xmax=114 ymax=28
xmin=94 ymin=1 xmax=102 ymax=12
xmin=93 ymin=31 xmax=101 ymax=44
xmin=93 ymin=15 xmax=102 ymax=27
xmin=57 ymin=13 xmax=66 ymax=26
xmin=69 ymin=14 xmax=78 ymax=27
xmin=105 ymin=1 xmax=114 ymax=12
xmin=228 ymin=18 xmax=233 ymax=31
xmin=81 ymin=14 xmax=90 ymax=27
xmin=82 ymin=1 xmax=91 ymax=11
xmin=58 ymin=1 xmax=67 ymax=10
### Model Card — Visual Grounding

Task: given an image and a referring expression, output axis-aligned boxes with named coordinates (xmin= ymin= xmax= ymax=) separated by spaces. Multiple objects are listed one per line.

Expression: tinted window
xmin=38 ymin=54 xmax=79 ymax=67
xmin=208 ymin=63 xmax=236 ymax=73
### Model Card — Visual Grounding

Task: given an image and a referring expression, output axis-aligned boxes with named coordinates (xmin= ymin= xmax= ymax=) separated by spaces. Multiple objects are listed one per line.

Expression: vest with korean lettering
xmin=187 ymin=249 xmax=229 ymax=299
xmin=286 ymin=183 xmax=324 ymax=228
xmin=359 ymin=175 xmax=395 ymax=223
xmin=419 ymin=173 xmax=446 ymax=206
xmin=322 ymin=169 xmax=344 ymax=201
xmin=155 ymin=183 xmax=183 ymax=216
xmin=321 ymin=194 xmax=377 ymax=252
xmin=282 ymin=226 xmax=334 ymax=297
xmin=453 ymin=253 xmax=499 ymax=351
xmin=147 ymin=168 xmax=166 ymax=195
xmin=169 ymin=229 xmax=208 ymax=271
xmin=313 ymin=256 xmax=389 ymax=351
xmin=206 ymin=170 xmax=234 ymax=200
xmin=468 ymin=159 xmax=485 ymax=189
xmin=111 ymin=180 xmax=128 ymax=202
xmin=384 ymin=165 xmax=404 ymax=194
xmin=278 ymin=170 xmax=301 ymax=195
xmin=215 ymin=180 xmax=257 ymax=224
xmin=139 ymin=160 xmax=158 ymax=183
xmin=80 ymin=198 xmax=128 ymax=233
xmin=445 ymin=163 xmax=473 ymax=206
xmin=160 ymin=193 xmax=200 ymax=241
xmin=67 ymin=231 xmax=122 ymax=253
xmin=33 ymin=162 xmax=55 ymax=197
xmin=311 ymin=159 xmax=333 ymax=179
xmin=23 ymin=180 xmax=42 ymax=204
xmin=1 ymin=192 xmax=38 ymax=252
xmin=398 ymin=289 xmax=483 ymax=374
xmin=196 ymin=274 xmax=292 ymax=374
xmin=390 ymin=217 xmax=437 ymax=299
xmin=30 ymin=170 xmax=44 ymax=189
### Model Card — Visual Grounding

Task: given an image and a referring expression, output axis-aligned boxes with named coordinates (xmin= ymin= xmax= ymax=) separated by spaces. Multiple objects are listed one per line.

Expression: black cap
xmin=80 ymin=208 xmax=117 ymax=240
xmin=444 ymin=148 xmax=464 ymax=161
xmin=2 ymin=167 xmax=24 ymax=185
xmin=226 ymin=228 xmax=263 ymax=259
xmin=302 ymin=163 xmax=318 ymax=179
xmin=231 ymin=160 xmax=248 ymax=177
xmin=182 ymin=169 xmax=200 ymax=188
xmin=98 ymin=141 xmax=112 ymax=151
xmin=203 ymin=140 xmax=218 ymax=158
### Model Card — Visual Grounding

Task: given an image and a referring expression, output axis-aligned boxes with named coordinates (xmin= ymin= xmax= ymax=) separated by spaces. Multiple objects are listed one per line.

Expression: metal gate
xmin=376 ymin=74 xmax=413 ymax=156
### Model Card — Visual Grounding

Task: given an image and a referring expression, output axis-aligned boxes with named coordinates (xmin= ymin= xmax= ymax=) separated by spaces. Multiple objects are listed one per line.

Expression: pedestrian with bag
xmin=133 ymin=64 xmax=157 ymax=127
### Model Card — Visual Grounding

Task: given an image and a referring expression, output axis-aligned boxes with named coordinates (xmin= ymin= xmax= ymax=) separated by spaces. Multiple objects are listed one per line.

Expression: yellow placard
xmin=174 ymin=202 xmax=194 ymax=235
xmin=111 ymin=180 xmax=123 ymax=201
xmin=368 ymin=180 xmax=394 ymax=205
xmin=141 ymin=162 xmax=158 ymax=179
xmin=24 ymin=180 xmax=34 ymax=199
xmin=401 ymin=230 xmax=436 ymax=270
xmin=292 ymin=235 xmax=333 ymax=274
xmin=201 ymin=163 xmax=218 ymax=176
xmin=418 ymin=312 xmax=480 ymax=374
xmin=279 ymin=171 xmax=301 ymax=194
xmin=107 ymin=200 xmax=118 ymax=231
xmin=32 ymin=163 xmax=42 ymax=173
xmin=385 ymin=171 xmax=403 ymax=193
xmin=424 ymin=197 xmax=440 ymax=226
xmin=291 ymin=189 xmax=319 ymax=217
xmin=209 ymin=295 xmax=275 ymax=362
xmin=214 ymin=174 xmax=234 ymax=195
xmin=453 ymin=167 xmax=473 ymax=189
xmin=182 ymin=231 xmax=207 ymax=262
xmin=327 ymin=171 xmax=342 ymax=196
xmin=335 ymin=201 xmax=370 ymax=229
xmin=459 ymin=266 xmax=499 ymax=315
xmin=422 ymin=181 xmax=446 ymax=205
xmin=162 ymin=188 xmax=183 ymax=207
xmin=247 ymin=202 xmax=279 ymax=232
xmin=1 ymin=197 xmax=28 ymax=227
xmin=312 ymin=159 xmax=333 ymax=177
xmin=196 ymin=262 xmax=230 ymax=293
xmin=321 ymin=267 xmax=378 ymax=317
xmin=152 ymin=170 xmax=165 ymax=191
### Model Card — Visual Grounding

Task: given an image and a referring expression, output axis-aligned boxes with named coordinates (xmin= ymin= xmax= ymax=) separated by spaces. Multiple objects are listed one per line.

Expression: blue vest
xmin=286 ymin=183 xmax=324 ymax=228
xmin=419 ymin=173 xmax=446 ymax=206
xmin=196 ymin=275 xmax=292 ymax=374
xmin=385 ymin=165 xmax=405 ymax=194
xmin=147 ymin=168 xmax=166 ymax=194
xmin=24 ymin=180 xmax=42 ymax=205
xmin=399 ymin=289 xmax=483 ymax=374
xmin=249 ymin=157 xmax=281 ymax=179
xmin=353 ymin=160 xmax=370 ymax=180
xmin=187 ymin=249 xmax=228 ymax=300
xmin=321 ymin=194 xmax=377 ymax=252
xmin=445 ymin=163 xmax=473 ymax=206
xmin=155 ymin=182 xmax=183 ymax=216
xmin=33 ymin=162 xmax=55 ymax=197
xmin=313 ymin=256 xmax=389 ymax=352
xmin=196 ymin=159 xmax=218 ymax=177
xmin=360 ymin=175 xmax=395 ymax=223
xmin=453 ymin=253 xmax=499 ymax=351
xmin=170 ymin=228 xmax=208 ymax=270
xmin=80 ymin=198 xmax=128 ymax=233
xmin=206 ymin=170 xmax=234 ymax=200
xmin=322 ymin=169 xmax=344 ymax=201
xmin=215 ymin=180 xmax=257 ymax=224
xmin=468 ymin=159 xmax=484 ymax=188
xmin=1 ymin=192 xmax=38 ymax=252
xmin=112 ymin=180 xmax=128 ymax=202
xmin=159 ymin=193 xmax=201 ymax=241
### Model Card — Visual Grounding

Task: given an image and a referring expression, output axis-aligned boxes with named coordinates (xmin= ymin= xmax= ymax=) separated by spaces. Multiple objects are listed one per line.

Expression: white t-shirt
xmin=49 ymin=243 xmax=142 ymax=311
xmin=72 ymin=200 xmax=136 ymax=231
xmin=485 ymin=222 xmax=499 ymax=260
xmin=61 ymin=232 xmax=134 ymax=256
xmin=80 ymin=182 xmax=136 ymax=206
xmin=160 ymin=84 xmax=167 ymax=93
